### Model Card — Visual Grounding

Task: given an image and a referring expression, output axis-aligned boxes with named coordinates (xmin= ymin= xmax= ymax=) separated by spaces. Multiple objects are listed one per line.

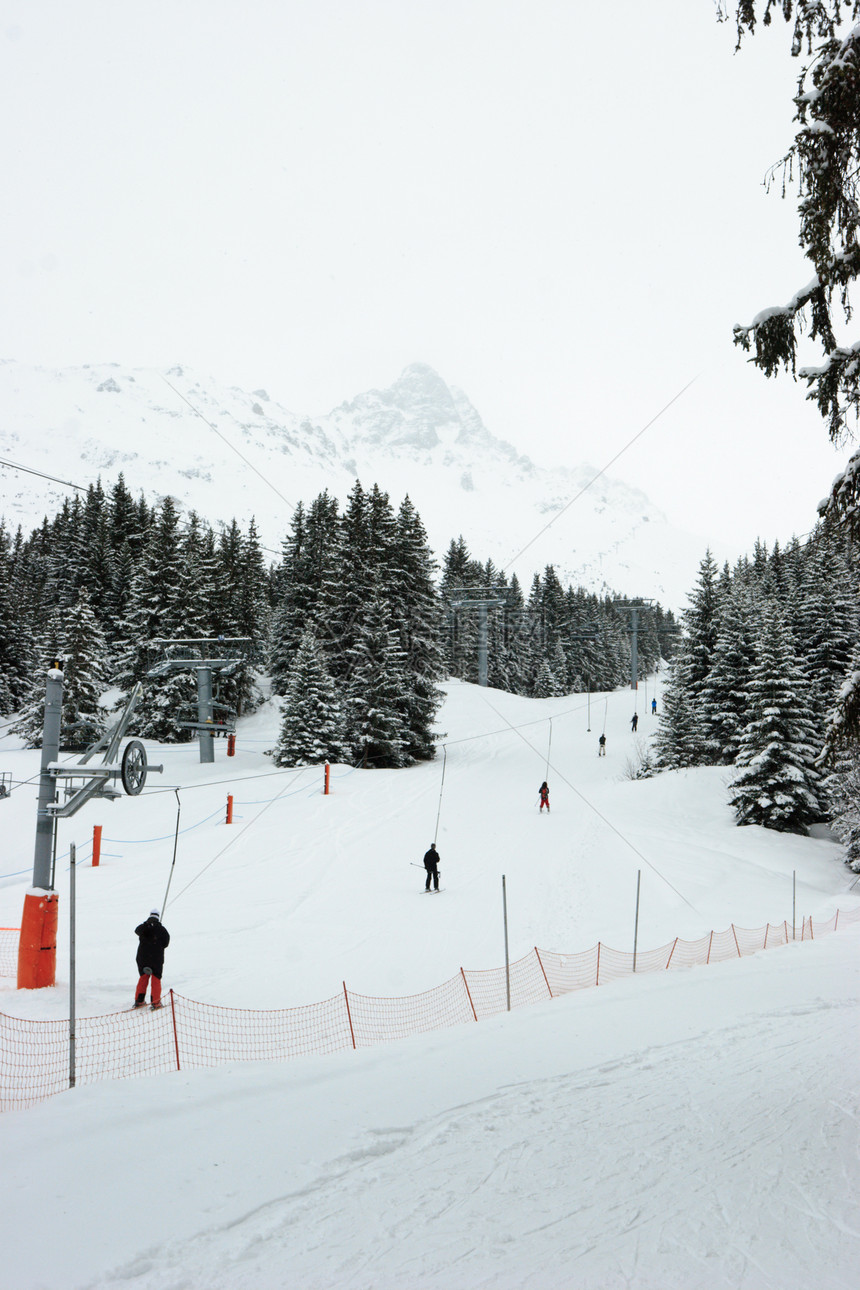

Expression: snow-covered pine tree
xmin=103 ymin=476 xmax=151 ymax=646
xmin=795 ymin=527 xmax=858 ymax=720
xmin=387 ymin=496 xmax=444 ymax=760
xmin=654 ymin=657 xmax=710 ymax=769
xmin=273 ymin=628 xmax=349 ymax=767
xmin=269 ymin=491 xmax=340 ymax=695
xmin=214 ymin=516 xmax=267 ymax=718
xmin=270 ymin=501 xmax=307 ymax=696
xmin=440 ymin=535 xmax=481 ymax=680
xmin=13 ymin=588 xmax=107 ymax=749
xmin=76 ymin=480 xmax=112 ymax=614
xmin=114 ymin=496 xmax=197 ymax=742
xmin=680 ymin=549 xmax=720 ymax=705
xmin=498 ymin=573 xmax=530 ymax=694
xmin=344 ymin=589 xmax=410 ymax=768
xmin=39 ymin=496 xmax=82 ymax=621
xmin=656 ymin=551 xmax=722 ymax=766
xmin=0 ymin=522 xmax=32 ymax=716
xmin=823 ymin=744 xmax=860 ymax=871
xmin=698 ymin=583 xmax=759 ymax=765
xmin=317 ymin=481 xmax=377 ymax=683
xmin=532 ymin=658 xmax=560 ymax=699
xmin=55 ymin=586 xmax=109 ymax=749
xmin=12 ymin=609 xmax=67 ymax=748
xmin=729 ymin=603 xmax=823 ymax=833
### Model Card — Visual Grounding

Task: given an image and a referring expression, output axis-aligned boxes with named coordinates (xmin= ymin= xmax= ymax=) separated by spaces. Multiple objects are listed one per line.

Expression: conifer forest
xmin=2 ymin=472 xmax=860 ymax=869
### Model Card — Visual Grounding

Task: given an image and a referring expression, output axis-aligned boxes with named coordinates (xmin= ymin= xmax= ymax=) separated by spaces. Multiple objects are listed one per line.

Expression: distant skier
xmin=598 ymin=733 xmax=606 ymax=757
xmin=423 ymin=842 xmax=440 ymax=893
xmin=651 ymin=698 xmax=657 ymax=715
xmin=631 ymin=712 xmax=639 ymax=733
xmin=539 ymin=781 xmax=550 ymax=812
xmin=134 ymin=909 xmax=170 ymax=1008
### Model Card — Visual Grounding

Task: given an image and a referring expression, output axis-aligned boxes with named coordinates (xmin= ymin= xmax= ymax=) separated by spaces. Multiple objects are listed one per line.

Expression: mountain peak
xmin=332 ymin=363 xmax=489 ymax=451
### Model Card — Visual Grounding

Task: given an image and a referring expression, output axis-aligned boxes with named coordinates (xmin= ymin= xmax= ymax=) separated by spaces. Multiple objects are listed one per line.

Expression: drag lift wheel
xmin=121 ymin=739 xmax=148 ymax=796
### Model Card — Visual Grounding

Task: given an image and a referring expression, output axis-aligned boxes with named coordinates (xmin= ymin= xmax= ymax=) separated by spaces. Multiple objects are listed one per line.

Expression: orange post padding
xmin=227 ymin=734 xmax=236 ymax=757
xmin=92 ymin=824 xmax=102 ymax=867
xmin=226 ymin=794 xmax=234 ymax=824
xmin=17 ymin=890 xmax=59 ymax=989
xmin=324 ymin=763 xmax=330 ymax=795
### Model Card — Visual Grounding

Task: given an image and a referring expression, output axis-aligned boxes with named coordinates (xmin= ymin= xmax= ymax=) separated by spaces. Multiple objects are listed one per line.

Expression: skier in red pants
xmin=539 ymin=781 xmax=550 ymax=812
xmin=134 ymin=909 xmax=170 ymax=1008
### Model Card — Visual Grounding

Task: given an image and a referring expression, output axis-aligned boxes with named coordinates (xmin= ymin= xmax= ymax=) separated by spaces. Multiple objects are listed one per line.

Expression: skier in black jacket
xmin=423 ymin=843 xmax=440 ymax=892
xmin=134 ymin=909 xmax=170 ymax=1008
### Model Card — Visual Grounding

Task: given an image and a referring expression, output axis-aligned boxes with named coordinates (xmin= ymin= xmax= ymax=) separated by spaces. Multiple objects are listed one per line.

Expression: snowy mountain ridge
xmin=0 ymin=358 xmax=721 ymax=608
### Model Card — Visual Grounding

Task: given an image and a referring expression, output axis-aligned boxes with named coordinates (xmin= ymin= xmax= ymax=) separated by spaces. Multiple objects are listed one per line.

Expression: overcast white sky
xmin=0 ymin=1 xmax=851 ymax=551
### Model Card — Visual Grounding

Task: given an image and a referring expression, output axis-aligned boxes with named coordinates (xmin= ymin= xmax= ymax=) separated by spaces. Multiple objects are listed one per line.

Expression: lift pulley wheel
xmin=121 ymin=740 xmax=148 ymax=796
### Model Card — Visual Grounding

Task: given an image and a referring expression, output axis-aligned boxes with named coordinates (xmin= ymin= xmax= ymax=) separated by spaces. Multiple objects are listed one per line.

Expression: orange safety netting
xmin=0 ymin=928 xmax=19 ymax=978
xmin=1 ymin=906 xmax=858 ymax=1112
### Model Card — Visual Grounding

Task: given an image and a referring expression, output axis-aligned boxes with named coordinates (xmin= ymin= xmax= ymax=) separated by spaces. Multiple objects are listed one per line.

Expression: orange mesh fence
xmin=462 ymin=950 xmax=552 ymax=1019
xmin=345 ymin=974 xmax=475 ymax=1047
xmin=536 ymin=944 xmax=600 ymax=994
xmin=0 ymin=928 xmax=19 ymax=977
xmin=733 ymin=924 xmax=769 ymax=956
xmin=664 ymin=933 xmax=711 ymax=969
xmin=0 ymin=1006 xmax=178 ymax=1112
xmin=170 ymin=992 xmax=354 ymax=1067
xmin=1 ymin=907 xmax=858 ymax=1111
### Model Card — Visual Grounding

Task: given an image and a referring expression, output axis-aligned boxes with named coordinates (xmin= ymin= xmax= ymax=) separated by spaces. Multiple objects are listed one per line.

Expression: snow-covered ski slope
xmin=1 ymin=679 xmax=858 ymax=1289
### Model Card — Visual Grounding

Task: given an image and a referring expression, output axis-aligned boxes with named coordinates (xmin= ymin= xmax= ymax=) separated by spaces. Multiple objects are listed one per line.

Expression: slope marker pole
xmin=633 ymin=869 xmax=641 ymax=973
xmin=502 ymin=875 xmax=511 ymax=1012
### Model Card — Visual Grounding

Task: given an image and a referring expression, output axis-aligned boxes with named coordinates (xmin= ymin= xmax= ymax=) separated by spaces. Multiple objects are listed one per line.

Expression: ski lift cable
xmin=165 ymin=767 xmax=308 ymax=906
xmin=0 ymin=456 xmax=89 ymax=494
xmin=500 ymin=373 xmax=701 ymax=574
xmin=141 ymin=765 xmax=314 ymax=795
xmin=162 ymin=377 xmax=296 ymax=515
xmin=442 ymin=697 xmax=590 ymax=747
xmin=481 ymin=695 xmax=701 ymax=915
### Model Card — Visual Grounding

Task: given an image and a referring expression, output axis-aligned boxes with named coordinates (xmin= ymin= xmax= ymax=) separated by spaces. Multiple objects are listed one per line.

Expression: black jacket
xmin=135 ymin=917 xmax=170 ymax=974
xmin=423 ymin=847 xmax=439 ymax=872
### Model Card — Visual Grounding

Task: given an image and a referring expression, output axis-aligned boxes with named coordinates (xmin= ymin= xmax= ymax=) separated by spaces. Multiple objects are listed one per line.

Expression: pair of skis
xmin=410 ymin=861 xmax=443 ymax=893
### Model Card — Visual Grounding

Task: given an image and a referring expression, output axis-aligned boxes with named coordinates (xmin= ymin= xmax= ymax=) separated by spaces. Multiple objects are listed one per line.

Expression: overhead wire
xmin=162 ymin=377 xmax=296 ymax=514
xmin=480 ymin=695 xmax=701 ymax=915
xmin=0 ymin=457 xmax=88 ymax=493
xmin=501 ymin=373 xmax=701 ymax=573
xmin=165 ymin=767 xmax=308 ymax=908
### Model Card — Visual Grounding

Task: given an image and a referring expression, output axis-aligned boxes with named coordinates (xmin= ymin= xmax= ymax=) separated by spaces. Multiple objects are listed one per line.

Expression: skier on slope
xmin=423 ymin=842 xmax=440 ymax=893
xmin=631 ymin=712 xmax=639 ymax=733
xmin=539 ymin=781 xmax=550 ymax=812
xmin=134 ymin=909 xmax=170 ymax=1008
xmin=651 ymin=698 xmax=657 ymax=716
xmin=598 ymin=733 xmax=606 ymax=757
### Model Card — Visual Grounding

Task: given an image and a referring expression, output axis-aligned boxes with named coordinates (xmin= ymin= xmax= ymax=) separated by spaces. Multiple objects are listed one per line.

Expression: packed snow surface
xmin=0 ymin=678 xmax=858 ymax=1289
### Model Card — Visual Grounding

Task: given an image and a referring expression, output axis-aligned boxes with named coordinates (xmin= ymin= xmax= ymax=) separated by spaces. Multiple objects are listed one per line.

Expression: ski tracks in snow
xmin=80 ymin=1000 xmax=859 ymax=1290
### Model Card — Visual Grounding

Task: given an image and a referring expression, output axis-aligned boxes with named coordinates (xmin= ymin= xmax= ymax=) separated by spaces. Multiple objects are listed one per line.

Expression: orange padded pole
xmin=324 ymin=763 xmax=330 ymax=795
xmin=226 ymin=794 xmax=234 ymax=824
xmin=17 ymin=890 xmax=59 ymax=989
xmin=92 ymin=825 xmax=102 ymax=867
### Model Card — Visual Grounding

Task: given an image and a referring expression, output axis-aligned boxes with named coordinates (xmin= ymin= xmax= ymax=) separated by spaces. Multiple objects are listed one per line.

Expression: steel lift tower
xmin=18 ymin=669 xmax=162 ymax=989
xmin=144 ymin=637 xmax=253 ymax=764
xmin=444 ymin=588 xmax=509 ymax=687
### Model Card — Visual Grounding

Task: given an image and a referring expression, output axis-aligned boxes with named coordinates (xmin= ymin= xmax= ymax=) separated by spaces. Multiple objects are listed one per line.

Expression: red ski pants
xmin=136 ymin=973 xmax=162 ymax=1004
